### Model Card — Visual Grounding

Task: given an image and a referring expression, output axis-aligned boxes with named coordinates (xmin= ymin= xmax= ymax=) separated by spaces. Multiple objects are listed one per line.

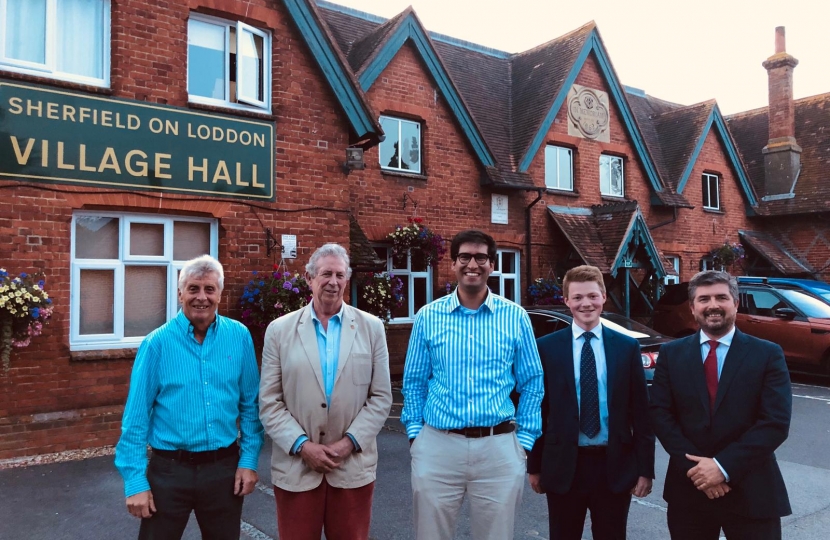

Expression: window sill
xmin=703 ymin=208 xmax=724 ymax=214
xmin=381 ymin=170 xmax=428 ymax=182
xmin=600 ymin=195 xmax=628 ymax=202
xmin=187 ymin=101 xmax=277 ymax=121
xmin=546 ymin=188 xmax=579 ymax=198
xmin=70 ymin=348 xmax=138 ymax=362
xmin=0 ymin=68 xmax=113 ymax=95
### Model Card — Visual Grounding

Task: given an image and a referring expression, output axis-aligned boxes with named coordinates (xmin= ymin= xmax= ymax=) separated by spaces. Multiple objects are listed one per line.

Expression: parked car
xmin=737 ymin=276 xmax=830 ymax=303
xmin=653 ymin=281 xmax=830 ymax=375
xmin=524 ymin=306 xmax=674 ymax=384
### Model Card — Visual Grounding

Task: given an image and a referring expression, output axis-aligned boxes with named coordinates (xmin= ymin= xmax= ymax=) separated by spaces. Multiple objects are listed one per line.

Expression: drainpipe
xmin=525 ymin=189 xmax=545 ymax=302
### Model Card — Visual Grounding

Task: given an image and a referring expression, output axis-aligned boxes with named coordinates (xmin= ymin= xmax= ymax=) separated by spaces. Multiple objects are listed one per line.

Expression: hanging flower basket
xmin=710 ymin=242 xmax=745 ymax=268
xmin=356 ymin=272 xmax=404 ymax=324
xmin=240 ymin=267 xmax=312 ymax=345
xmin=0 ymin=269 xmax=53 ymax=374
xmin=528 ymin=277 xmax=564 ymax=306
xmin=386 ymin=217 xmax=446 ymax=268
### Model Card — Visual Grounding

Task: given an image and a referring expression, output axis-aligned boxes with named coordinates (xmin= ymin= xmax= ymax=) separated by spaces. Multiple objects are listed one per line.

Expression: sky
xmin=322 ymin=0 xmax=830 ymax=115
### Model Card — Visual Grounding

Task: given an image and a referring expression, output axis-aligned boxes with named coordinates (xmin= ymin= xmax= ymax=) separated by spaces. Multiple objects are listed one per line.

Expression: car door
xmin=738 ymin=287 xmax=814 ymax=365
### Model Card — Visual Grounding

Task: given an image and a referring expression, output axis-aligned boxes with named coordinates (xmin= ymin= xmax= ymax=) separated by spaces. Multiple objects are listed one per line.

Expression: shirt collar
xmin=572 ymin=321 xmax=603 ymax=342
xmin=310 ymin=302 xmax=344 ymax=324
xmin=446 ymin=287 xmax=494 ymax=314
xmin=699 ymin=325 xmax=736 ymax=347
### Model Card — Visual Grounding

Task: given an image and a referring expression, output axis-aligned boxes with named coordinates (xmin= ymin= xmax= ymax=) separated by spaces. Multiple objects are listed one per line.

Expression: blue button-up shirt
xmin=401 ymin=290 xmax=544 ymax=450
xmin=115 ymin=311 xmax=264 ymax=497
xmin=572 ymin=323 xmax=609 ymax=446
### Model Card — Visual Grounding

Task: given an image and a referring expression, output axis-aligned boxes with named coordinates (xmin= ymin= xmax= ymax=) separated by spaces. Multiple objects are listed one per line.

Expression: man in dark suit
xmin=528 ymin=265 xmax=654 ymax=540
xmin=650 ymin=270 xmax=792 ymax=540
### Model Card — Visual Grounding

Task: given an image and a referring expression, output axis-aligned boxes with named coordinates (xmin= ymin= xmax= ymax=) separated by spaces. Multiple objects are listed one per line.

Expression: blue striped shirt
xmin=115 ymin=311 xmax=264 ymax=497
xmin=401 ymin=290 xmax=544 ymax=449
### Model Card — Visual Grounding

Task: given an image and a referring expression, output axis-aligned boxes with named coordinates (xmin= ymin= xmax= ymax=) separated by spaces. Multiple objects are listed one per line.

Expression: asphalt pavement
xmin=2 ymin=377 xmax=830 ymax=539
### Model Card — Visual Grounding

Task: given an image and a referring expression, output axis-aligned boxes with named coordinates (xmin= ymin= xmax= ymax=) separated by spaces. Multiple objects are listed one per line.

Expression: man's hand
xmin=299 ymin=441 xmax=341 ymax=473
xmin=126 ymin=490 xmax=156 ymax=519
xmin=326 ymin=437 xmax=355 ymax=464
xmin=234 ymin=468 xmax=258 ymax=496
xmin=631 ymin=476 xmax=653 ymax=498
xmin=528 ymin=473 xmax=544 ymax=494
xmin=702 ymin=482 xmax=731 ymax=500
xmin=686 ymin=454 xmax=726 ymax=490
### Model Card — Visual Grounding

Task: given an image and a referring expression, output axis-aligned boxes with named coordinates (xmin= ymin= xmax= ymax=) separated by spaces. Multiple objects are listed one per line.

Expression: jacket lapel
xmin=602 ymin=326 xmax=618 ymax=407
xmin=713 ymin=328 xmax=749 ymax=414
xmin=298 ymin=305 xmax=326 ymax=395
xmin=558 ymin=329 xmax=577 ymax=405
xmin=687 ymin=331 xmax=712 ymax=415
xmin=333 ymin=305 xmax=357 ymax=387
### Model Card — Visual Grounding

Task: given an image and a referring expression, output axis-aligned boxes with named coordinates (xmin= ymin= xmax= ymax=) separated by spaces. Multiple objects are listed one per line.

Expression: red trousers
xmin=273 ymin=478 xmax=375 ymax=540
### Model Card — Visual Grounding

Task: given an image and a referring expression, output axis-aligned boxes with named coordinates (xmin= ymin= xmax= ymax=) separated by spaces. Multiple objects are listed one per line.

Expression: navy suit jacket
xmin=649 ymin=329 xmax=792 ymax=519
xmin=527 ymin=325 xmax=655 ymax=494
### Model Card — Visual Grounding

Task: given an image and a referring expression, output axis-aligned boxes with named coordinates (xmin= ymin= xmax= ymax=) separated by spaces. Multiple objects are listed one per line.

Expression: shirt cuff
xmin=405 ymin=423 xmax=424 ymax=440
xmin=713 ymin=458 xmax=730 ymax=483
xmin=346 ymin=433 xmax=361 ymax=453
xmin=124 ymin=476 xmax=152 ymax=498
xmin=516 ymin=429 xmax=535 ymax=451
xmin=290 ymin=435 xmax=309 ymax=456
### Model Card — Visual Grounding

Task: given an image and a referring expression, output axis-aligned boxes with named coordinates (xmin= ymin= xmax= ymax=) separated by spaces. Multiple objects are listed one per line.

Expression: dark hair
xmin=688 ymin=270 xmax=738 ymax=303
xmin=563 ymin=265 xmax=606 ymax=298
xmin=450 ymin=230 xmax=497 ymax=261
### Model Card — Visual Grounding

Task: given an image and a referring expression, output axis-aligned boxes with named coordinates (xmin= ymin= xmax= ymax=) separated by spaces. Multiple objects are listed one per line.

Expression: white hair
xmin=178 ymin=254 xmax=224 ymax=291
xmin=305 ymin=243 xmax=352 ymax=279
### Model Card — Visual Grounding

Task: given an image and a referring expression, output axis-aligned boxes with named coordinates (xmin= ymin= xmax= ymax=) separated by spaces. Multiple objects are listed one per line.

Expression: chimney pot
xmin=775 ymin=26 xmax=786 ymax=54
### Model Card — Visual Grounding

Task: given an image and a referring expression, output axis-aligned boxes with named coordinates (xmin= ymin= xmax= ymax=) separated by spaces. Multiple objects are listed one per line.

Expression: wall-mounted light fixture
xmin=341 ymin=146 xmax=365 ymax=174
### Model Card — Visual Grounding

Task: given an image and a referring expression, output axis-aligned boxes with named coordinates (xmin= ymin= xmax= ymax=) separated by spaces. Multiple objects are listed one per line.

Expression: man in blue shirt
xmin=115 ymin=254 xmax=263 ymax=540
xmin=402 ymin=229 xmax=544 ymax=540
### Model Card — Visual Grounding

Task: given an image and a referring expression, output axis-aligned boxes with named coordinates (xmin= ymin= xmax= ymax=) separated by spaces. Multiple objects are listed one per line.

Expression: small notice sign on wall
xmin=281 ymin=235 xmax=297 ymax=259
xmin=491 ymin=194 xmax=508 ymax=224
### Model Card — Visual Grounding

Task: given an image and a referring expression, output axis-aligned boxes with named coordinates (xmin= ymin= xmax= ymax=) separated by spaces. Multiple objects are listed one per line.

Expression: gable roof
xmin=727 ymin=93 xmax=830 ymax=216
xmin=547 ymin=202 xmax=668 ymax=277
xmin=738 ymin=230 xmax=814 ymax=275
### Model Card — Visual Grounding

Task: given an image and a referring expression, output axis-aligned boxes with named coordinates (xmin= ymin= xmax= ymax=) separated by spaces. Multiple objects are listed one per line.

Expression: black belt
xmin=152 ymin=442 xmax=238 ymax=465
xmin=448 ymin=421 xmax=515 ymax=438
xmin=577 ymin=445 xmax=607 ymax=455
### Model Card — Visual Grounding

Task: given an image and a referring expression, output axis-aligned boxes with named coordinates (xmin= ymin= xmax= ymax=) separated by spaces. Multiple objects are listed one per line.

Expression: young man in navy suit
xmin=528 ymin=265 xmax=654 ymax=540
xmin=650 ymin=270 xmax=792 ymax=539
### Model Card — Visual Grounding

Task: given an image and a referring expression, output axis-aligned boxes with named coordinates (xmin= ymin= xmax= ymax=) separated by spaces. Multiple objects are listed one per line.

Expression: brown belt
xmin=448 ymin=421 xmax=515 ymax=438
xmin=151 ymin=442 xmax=238 ymax=465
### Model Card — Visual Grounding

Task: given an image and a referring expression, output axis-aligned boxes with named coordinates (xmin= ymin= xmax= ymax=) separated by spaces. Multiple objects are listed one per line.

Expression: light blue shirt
xmin=290 ymin=303 xmax=359 ymax=454
xmin=699 ymin=325 xmax=737 ymax=481
xmin=115 ymin=311 xmax=264 ymax=498
xmin=572 ymin=322 xmax=609 ymax=446
xmin=401 ymin=289 xmax=544 ymax=450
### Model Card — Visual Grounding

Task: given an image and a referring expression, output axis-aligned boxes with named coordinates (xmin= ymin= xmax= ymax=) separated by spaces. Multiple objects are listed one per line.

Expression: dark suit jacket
xmin=528 ymin=325 xmax=655 ymax=494
xmin=649 ymin=329 xmax=792 ymax=519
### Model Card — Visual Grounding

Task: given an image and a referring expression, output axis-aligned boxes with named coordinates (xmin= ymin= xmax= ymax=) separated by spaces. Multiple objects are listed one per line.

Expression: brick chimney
xmin=761 ymin=26 xmax=801 ymax=199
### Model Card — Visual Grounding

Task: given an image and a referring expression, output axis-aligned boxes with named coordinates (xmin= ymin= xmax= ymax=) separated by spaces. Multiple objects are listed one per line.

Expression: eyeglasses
xmin=456 ymin=253 xmax=491 ymax=265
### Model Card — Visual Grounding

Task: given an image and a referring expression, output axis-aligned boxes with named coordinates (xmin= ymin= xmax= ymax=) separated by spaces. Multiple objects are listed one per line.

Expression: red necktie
xmin=704 ymin=340 xmax=719 ymax=410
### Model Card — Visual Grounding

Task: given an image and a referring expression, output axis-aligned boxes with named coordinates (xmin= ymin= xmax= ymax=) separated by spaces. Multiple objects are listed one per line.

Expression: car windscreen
xmin=599 ymin=314 xmax=654 ymax=339
xmin=777 ymin=289 xmax=830 ymax=319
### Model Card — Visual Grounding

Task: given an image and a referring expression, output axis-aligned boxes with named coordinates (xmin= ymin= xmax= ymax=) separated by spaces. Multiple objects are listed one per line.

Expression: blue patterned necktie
xmin=579 ymin=332 xmax=600 ymax=438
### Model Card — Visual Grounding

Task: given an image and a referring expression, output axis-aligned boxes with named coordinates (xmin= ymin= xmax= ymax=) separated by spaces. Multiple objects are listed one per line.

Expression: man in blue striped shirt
xmin=115 ymin=255 xmax=264 ymax=540
xmin=402 ymin=229 xmax=544 ymax=540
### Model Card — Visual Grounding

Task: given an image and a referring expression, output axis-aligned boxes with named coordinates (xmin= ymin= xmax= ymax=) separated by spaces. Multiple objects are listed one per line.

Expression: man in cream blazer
xmin=260 ymin=243 xmax=392 ymax=540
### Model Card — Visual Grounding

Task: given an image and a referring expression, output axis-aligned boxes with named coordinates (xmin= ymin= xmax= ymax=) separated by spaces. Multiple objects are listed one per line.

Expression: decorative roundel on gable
xmin=567 ymin=84 xmax=610 ymax=142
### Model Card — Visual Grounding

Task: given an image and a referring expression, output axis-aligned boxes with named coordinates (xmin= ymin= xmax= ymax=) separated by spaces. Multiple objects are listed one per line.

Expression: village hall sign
xmin=0 ymin=81 xmax=274 ymax=201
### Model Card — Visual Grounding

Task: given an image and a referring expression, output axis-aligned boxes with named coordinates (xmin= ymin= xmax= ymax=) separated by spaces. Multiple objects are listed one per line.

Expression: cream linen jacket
xmin=259 ymin=303 xmax=392 ymax=491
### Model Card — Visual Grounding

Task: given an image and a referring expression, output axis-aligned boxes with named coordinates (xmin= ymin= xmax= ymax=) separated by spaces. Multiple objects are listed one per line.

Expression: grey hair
xmin=688 ymin=270 xmax=738 ymax=303
xmin=305 ymin=243 xmax=352 ymax=279
xmin=178 ymin=254 xmax=224 ymax=291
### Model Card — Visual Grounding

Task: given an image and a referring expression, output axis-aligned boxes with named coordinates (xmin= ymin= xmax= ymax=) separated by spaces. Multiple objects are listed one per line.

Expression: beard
xmin=696 ymin=308 xmax=735 ymax=335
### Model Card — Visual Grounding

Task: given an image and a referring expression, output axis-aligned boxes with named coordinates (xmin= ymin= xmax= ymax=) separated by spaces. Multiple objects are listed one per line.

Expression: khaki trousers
xmin=410 ymin=424 xmax=526 ymax=540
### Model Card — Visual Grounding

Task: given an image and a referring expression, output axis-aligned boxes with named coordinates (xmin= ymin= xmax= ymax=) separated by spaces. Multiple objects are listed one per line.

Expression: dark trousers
xmin=545 ymin=449 xmax=632 ymax=540
xmin=667 ymin=502 xmax=782 ymax=540
xmin=138 ymin=453 xmax=243 ymax=540
xmin=273 ymin=478 xmax=375 ymax=540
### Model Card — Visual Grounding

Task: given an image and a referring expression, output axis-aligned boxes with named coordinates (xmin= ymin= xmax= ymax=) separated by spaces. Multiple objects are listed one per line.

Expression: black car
xmin=524 ymin=306 xmax=674 ymax=384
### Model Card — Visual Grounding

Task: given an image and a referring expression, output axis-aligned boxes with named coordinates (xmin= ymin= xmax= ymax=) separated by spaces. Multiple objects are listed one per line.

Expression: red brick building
xmin=0 ymin=0 xmax=826 ymax=458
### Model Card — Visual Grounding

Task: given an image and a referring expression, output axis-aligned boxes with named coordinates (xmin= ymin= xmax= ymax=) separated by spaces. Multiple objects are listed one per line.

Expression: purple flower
xmin=283 ymin=281 xmax=293 ymax=290
xmin=292 ymin=287 xmax=300 ymax=293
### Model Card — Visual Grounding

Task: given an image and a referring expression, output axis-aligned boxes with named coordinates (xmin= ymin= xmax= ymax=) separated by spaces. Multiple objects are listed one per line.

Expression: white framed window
xmin=663 ymin=256 xmax=680 ymax=285
xmin=379 ymin=116 xmax=421 ymax=174
xmin=0 ymin=0 xmax=110 ymax=87
xmin=70 ymin=212 xmax=218 ymax=350
xmin=364 ymin=246 xmax=431 ymax=321
xmin=702 ymin=173 xmax=720 ymax=210
xmin=187 ymin=13 xmax=271 ymax=111
xmin=544 ymin=145 xmax=573 ymax=191
xmin=700 ymin=256 xmax=724 ymax=272
xmin=487 ymin=249 xmax=521 ymax=303
xmin=600 ymin=154 xmax=624 ymax=197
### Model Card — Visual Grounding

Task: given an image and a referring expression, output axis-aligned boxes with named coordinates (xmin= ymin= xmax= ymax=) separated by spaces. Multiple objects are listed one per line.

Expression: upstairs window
xmin=702 ymin=173 xmax=720 ymax=210
xmin=600 ymin=154 xmax=624 ymax=197
xmin=544 ymin=145 xmax=573 ymax=191
xmin=187 ymin=13 xmax=270 ymax=111
xmin=0 ymin=0 xmax=110 ymax=86
xmin=379 ymin=116 xmax=421 ymax=174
